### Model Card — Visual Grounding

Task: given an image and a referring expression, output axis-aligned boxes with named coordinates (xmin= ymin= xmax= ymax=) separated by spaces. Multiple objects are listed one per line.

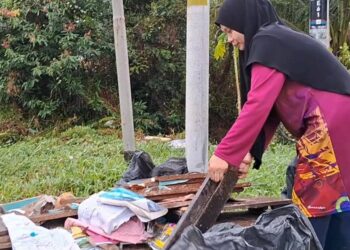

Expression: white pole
xmin=185 ymin=0 xmax=210 ymax=173
xmin=309 ymin=0 xmax=330 ymax=48
xmin=112 ymin=0 xmax=136 ymax=155
xmin=326 ymin=0 xmax=330 ymax=48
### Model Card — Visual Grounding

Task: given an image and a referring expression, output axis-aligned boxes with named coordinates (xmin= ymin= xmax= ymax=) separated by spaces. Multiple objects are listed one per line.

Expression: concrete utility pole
xmin=112 ymin=0 xmax=136 ymax=157
xmin=309 ymin=0 xmax=330 ymax=48
xmin=185 ymin=0 xmax=210 ymax=172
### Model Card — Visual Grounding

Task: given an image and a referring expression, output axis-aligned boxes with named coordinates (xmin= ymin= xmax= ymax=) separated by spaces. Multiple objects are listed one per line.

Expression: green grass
xmin=238 ymin=142 xmax=295 ymax=198
xmin=0 ymin=126 xmax=294 ymax=203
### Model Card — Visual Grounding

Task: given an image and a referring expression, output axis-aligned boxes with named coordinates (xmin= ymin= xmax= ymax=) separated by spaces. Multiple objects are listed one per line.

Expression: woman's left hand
xmin=238 ymin=152 xmax=253 ymax=179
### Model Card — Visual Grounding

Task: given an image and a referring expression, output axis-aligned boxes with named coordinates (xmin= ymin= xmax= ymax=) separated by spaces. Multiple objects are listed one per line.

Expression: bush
xmin=0 ymin=0 xmax=188 ymax=134
xmin=1 ymin=0 xmax=348 ymax=136
xmin=125 ymin=0 xmax=187 ymax=134
xmin=0 ymin=0 xmax=116 ymax=122
xmin=339 ymin=42 xmax=350 ymax=69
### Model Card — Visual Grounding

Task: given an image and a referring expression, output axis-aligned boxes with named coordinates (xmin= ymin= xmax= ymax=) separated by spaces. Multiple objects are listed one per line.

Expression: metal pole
xmin=185 ymin=0 xmax=210 ymax=172
xmin=112 ymin=0 xmax=136 ymax=157
xmin=309 ymin=0 xmax=330 ymax=48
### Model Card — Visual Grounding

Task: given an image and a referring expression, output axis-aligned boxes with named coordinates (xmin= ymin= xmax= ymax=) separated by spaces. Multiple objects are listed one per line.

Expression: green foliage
xmin=133 ymin=101 xmax=162 ymax=134
xmin=125 ymin=0 xmax=187 ymax=134
xmin=271 ymin=0 xmax=350 ymax=52
xmin=214 ymin=33 xmax=228 ymax=60
xmin=0 ymin=0 xmax=115 ymax=121
xmin=0 ymin=104 xmax=28 ymax=145
xmin=271 ymin=0 xmax=309 ymax=31
xmin=339 ymin=43 xmax=350 ymax=69
xmin=239 ymin=143 xmax=295 ymax=198
xmin=330 ymin=0 xmax=350 ymax=53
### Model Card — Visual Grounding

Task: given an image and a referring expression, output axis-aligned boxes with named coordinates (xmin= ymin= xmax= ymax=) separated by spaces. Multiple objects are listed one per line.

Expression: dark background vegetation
xmin=0 ymin=0 xmax=349 ymax=142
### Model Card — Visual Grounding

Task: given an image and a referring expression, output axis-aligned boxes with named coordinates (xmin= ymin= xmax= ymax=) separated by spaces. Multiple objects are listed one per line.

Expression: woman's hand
xmin=209 ymin=153 xmax=253 ymax=182
xmin=238 ymin=152 xmax=253 ymax=179
xmin=208 ymin=155 xmax=229 ymax=182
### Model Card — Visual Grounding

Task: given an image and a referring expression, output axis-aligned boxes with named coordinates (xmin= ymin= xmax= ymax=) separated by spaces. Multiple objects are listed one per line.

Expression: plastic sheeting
xmin=118 ymin=151 xmax=188 ymax=185
xmin=170 ymin=205 xmax=322 ymax=250
xmin=151 ymin=157 xmax=188 ymax=177
xmin=117 ymin=151 xmax=155 ymax=185
xmin=2 ymin=213 xmax=79 ymax=250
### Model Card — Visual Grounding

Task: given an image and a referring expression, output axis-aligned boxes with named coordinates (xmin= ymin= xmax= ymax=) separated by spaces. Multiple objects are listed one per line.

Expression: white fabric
xmin=1 ymin=213 xmax=79 ymax=250
xmin=98 ymin=188 xmax=168 ymax=222
xmin=78 ymin=193 xmax=135 ymax=234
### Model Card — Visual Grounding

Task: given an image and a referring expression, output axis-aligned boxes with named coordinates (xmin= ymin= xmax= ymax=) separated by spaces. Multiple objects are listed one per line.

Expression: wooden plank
xmin=144 ymin=182 xmax=250 ymax=201
xmin=134 ymin=180 xmax=251 ymax=201
xmin=159 ymin=201 xmax=191 ymax=209
xmin=139 ymin=183 xmax=202 ymax=199
xmin=29 ymin=209 xmax=77 ymax=224
xmin=164 ymin=168 xmax=239 ymax=249
xmin=0 ymin=235 xmax=10 ymax=244
xmin=158 ymin=194 xmax=194 ymax=209
xmin=0 ymin=242 xmax=11 ymax=250
xmin=223 ymin=197 xmax=291 ymax=212
xmin=0 ymin=219 xmax=7 ymax=237
xmin=125 ymin=173 xmax=207 ymax=186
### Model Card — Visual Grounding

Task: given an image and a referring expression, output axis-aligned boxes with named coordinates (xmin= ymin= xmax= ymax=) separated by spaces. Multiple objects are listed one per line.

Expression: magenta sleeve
xmin=214 ymin=64 xmax=286 ymax=167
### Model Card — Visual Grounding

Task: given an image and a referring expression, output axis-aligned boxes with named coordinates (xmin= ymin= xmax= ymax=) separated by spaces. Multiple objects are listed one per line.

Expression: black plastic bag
xmin=117 ymin=151 xmax=155 ymax=185
xmin=170 ymin=205 xmax=322 ymax=250
xmin=151 ymin=157 xmax=188 ymax=177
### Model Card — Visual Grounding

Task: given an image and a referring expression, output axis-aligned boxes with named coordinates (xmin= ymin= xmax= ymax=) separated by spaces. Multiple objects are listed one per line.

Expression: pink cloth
xmin=86 ymin=231 xmax=117 ymax=245
xmin=214 ymin=64 xmax=285 ymax=167
xmin=64 ymin=217 xmax=150 ymax=244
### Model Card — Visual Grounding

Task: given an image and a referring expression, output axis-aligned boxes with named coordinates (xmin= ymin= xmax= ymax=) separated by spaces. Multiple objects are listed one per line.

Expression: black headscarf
xmin=216 ymin=0 xmax=350 ymax=169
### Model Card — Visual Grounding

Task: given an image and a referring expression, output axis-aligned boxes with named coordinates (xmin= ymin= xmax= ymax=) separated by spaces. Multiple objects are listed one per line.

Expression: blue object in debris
xmin=30 ymin=232 xmax=38 ymax=237
xmin=1 ymin=197 xmax=39 ymax=212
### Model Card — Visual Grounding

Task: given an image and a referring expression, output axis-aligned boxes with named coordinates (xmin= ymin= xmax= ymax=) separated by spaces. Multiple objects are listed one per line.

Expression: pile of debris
xmin=0 ymin=193 xmax=83 ymax=250
xmin=122 ymin=172 xmax=251 ymax=211
xmin=0 ymin=173 xmax=290 ymax=250
xmin=1 ymin=151 xmax=305 ymax=250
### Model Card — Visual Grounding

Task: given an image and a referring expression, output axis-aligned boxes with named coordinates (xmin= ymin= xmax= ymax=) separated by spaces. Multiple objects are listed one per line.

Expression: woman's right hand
xmin=209 ymin=153 xmax=253 ymax=182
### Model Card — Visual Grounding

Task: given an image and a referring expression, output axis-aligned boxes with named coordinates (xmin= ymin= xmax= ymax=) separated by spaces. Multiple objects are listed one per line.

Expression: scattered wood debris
xmin=123 ymin=172 xmax=251 ymax=209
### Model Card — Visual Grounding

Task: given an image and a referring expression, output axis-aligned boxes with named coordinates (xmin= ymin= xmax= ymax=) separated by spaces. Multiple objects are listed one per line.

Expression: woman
xmin=209 ymin=0 xmax=350 ymax=249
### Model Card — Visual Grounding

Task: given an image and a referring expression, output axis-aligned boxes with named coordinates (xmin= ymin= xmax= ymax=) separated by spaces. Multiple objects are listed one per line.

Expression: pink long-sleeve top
xmin=214 ymin=64 xmax=284 ymax=167
xmin=214 ymin=63 xmax=350 ymax=217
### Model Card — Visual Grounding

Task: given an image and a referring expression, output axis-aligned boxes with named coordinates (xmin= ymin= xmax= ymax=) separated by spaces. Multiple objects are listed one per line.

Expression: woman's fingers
xmin=208 ymin=155 xmax=229 ymax=182
xmin=238 ymin=156 xmax=252 ymax=179
xmin=210 ymin=170 xmax=223 ymax=182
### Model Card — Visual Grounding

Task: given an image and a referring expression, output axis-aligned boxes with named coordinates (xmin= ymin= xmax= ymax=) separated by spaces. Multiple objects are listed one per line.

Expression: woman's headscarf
xmin=216 ymin=0 xmax=350 ymax=169
xmin=216 ymin=0 xmax=282 ymax=104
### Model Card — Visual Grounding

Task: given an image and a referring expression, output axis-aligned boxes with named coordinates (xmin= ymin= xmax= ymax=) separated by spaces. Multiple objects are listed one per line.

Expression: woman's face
xmin=220 ymin=25 xmax=245 ymax=50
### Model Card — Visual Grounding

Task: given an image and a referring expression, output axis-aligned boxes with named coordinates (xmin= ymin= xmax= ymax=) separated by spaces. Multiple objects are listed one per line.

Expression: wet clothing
xmin=214 ymin=64 xmax=350 ymax=218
